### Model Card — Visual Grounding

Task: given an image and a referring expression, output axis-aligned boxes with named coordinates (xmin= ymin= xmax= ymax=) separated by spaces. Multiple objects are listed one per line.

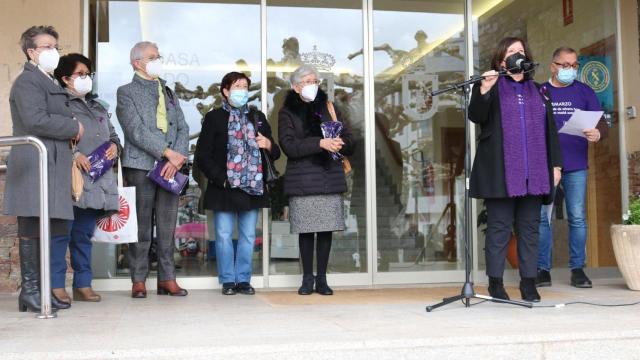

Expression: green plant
xmin=624 ymin=197 xmax=640 ymax=225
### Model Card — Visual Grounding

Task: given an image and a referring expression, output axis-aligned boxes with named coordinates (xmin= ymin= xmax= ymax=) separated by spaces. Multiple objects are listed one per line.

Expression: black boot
xmin=18 ymin=239 xmax=42 ymax=313
xmin=298 ymin=274 xmax=314 ymax=295
xmin=18 ymin=238 xmax=67 ymax=312
xmin=488 ymin=277 xmax=510 ymax=300
xmin=520 ymin=277 xmax=541 ymax=302
xmin=315 ymin=275 xmax=333 ymax=295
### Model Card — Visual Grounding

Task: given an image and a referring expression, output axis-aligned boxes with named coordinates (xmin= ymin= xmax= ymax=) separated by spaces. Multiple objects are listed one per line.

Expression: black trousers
xmin=485 ymin=195 xmax=543 ymax=279
xmin=123 ymin=167 xmax=179 ymax=282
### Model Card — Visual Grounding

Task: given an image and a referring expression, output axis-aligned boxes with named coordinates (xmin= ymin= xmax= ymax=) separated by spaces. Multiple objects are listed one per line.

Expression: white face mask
xmin=300 ymin=84 xmax=318 ymax=102
xmin=73 ymin=76 xmax=93 ymax=96
xmin=145 ymin=58 xmax=163 ymax=78
xmin=38 ymin=48 xmax=60 ymax=73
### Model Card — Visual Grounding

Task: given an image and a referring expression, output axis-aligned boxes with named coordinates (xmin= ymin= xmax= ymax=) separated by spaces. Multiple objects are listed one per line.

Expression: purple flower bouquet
xmin=320 ymin=121 xmax=344 ymax=161
xmin=87 ymin=141 xmax=115 ymax=183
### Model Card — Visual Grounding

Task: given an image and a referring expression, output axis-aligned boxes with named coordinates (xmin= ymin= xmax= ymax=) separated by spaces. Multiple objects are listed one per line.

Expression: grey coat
xmin=116 ymin=74 xmax=189 ymax=171
xmin=68 ymin=92 xmax=121 ymax=211
xmin=3 ymin=62 xmax=81 ymax=220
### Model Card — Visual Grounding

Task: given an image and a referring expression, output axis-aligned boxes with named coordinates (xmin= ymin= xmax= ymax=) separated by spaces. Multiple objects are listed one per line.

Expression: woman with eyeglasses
xmin=50 ymin=53 xmax=121 ymax=303
xmin=278 ymin=64 xmax=355 ymax=295
xmin=5 ymin=26 xmax=84 ymax=312
xmin=194 ymin=71 xmax=280 ymax=295
xmin=469 ymin=37 xmax=562 ymax=302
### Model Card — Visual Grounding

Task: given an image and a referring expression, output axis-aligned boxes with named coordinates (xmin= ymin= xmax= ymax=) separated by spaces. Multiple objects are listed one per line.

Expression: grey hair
xmin=552 ymin=46 xmax=577 ymax=60
xmin=130 ymin=41 xmax=158 ymax=67
xmin=290 ymin=64 xmax=319 ymax=86
xmin=20 ymin=25 xmax=59 ymax=60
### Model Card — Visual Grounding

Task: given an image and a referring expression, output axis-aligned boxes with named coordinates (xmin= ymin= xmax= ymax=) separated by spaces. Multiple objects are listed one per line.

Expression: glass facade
xmin=89 ymin=0 xmax=621 ymax=286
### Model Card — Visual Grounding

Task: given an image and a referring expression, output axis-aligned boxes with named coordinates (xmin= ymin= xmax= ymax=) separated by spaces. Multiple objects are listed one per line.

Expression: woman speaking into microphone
xmin=469 ymin=37 xmax=562 ymax=302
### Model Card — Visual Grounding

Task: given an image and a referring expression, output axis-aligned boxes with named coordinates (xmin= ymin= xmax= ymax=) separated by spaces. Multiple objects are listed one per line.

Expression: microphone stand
xmin=425 ymin=72 xmax=534 ymax=312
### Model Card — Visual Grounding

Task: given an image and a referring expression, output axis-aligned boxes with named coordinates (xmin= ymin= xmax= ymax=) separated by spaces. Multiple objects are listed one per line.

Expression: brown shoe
xmin=52 ymin=288 xmax=71 ymax=303
xmin=157 ymin=279 xmax=188 ymax=296
xmin=131 ymin=281 xmax=147 ymax=298
xmin=73 ymin=287 xmax=102 ymax=302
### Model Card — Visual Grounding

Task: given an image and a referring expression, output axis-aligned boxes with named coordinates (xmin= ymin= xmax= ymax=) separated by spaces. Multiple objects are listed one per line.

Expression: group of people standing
xmin=5 ymin=25 xmax=352 ymax=313
xmin=5 ymin=25 xmax=600 ymax=313
xmin=471 ymin=37 xmax=601 ymax=302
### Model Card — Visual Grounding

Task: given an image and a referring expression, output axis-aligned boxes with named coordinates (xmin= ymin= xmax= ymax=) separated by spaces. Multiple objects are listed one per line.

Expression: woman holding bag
xmin=278 ymin=64 xmax=355 ymax=296
xmin=194 ymin=71 xmax=280 ymax=295
xmin=52 ymin=53 xmax=121 ymax=302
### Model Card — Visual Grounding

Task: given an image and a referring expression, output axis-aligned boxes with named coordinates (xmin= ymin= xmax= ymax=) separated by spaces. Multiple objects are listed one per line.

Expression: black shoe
xmin=315 ymin=276 xmax=333 ymax=296
xmin=487 ymin=277 xmax=510 ymax=300
xmin=221 ymin=283 xmax=237 ymax=295
xmin=520 ymin=277 xmax=541 ymax=302
xmin=51 ymin=292 xmax=71 ymax=310
xmin=571 ymin=268 xmax=593 ymax=288
xmin=298 ymin=275 xmax=314 ymax=295
xmin=17 ymin=239 xmax=61 ymax=313
xmin=236 ymin=282 xmax=255 ymax=295
xmin=536 ymin=269 xmax=552 ymax=288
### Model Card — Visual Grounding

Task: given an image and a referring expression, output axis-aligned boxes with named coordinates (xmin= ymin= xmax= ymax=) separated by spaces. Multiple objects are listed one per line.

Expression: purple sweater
xmin=543 ymin=80 xmax=601 ymax=172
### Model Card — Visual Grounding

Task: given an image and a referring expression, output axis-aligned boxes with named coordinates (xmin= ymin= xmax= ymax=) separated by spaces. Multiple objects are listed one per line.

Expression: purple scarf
xmin=498 ymin=77 xmax=549 ymax=197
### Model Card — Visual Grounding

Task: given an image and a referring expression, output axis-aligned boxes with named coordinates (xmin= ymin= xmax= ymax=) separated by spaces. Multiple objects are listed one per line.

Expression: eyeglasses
xmin=553 ymin=62 xmax=580 ymax=70
xmin=298 ymin=79 xmax=320 ymax=86
xmin=70 ymin=72 xmax=95 ymax=79
xmin=140 ymin=55 xmax=163 ymax=62
xmin=34 ymin=45 xmax=62 ymax=51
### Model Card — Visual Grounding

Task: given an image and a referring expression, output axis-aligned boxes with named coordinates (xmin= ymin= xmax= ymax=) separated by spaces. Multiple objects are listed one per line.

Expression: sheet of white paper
xmin=558 ymin=109 xmax=604 ymax=138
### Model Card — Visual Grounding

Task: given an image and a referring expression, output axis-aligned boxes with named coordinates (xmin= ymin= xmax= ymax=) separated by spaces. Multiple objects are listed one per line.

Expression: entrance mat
xmin=255 ymin=286 xmax=569 ymax=306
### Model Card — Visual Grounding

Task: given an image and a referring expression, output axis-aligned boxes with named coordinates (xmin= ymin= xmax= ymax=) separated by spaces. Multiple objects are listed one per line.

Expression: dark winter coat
xmin=194 ymin=106 xmax=280 ymax=211
xmin=278 ymin=89 xmax=355 ymax=197
xmin=468 ymin=80 xmax=562 ymax=205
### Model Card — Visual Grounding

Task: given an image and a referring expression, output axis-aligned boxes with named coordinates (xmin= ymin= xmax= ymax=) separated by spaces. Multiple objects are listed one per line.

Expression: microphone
xmin=514 ymin=58 xmax=538 ymax=72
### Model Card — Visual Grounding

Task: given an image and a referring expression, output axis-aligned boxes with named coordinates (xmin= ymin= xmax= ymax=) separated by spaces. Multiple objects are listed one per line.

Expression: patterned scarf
xmin=224 ymin=101 xmax=263 ymax=195
xmin=498 ymin=77 xmax=550 ymax=198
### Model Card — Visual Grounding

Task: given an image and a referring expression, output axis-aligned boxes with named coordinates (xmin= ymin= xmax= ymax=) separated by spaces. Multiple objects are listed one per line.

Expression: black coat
xmin=278 ymin=89 xmax=355 ymax=196
xmin=194 ymin=106 xmax=281 ymax=211
xmin=468 ymin=80 xmax=562 ymax=205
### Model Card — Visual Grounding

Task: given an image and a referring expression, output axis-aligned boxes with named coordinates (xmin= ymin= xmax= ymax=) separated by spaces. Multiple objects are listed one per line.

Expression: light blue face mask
xmin=229 ymin=89 xmax=249 ymax=108
xmin=557 ymin=68 xmax=577 ymax=85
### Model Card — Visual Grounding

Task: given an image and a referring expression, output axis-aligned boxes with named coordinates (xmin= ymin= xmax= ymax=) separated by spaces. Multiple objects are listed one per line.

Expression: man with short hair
xmin=537 ymin=47 xmax=601 ymax=289
xmin=116 ymin=41 xmax=189 ymax=298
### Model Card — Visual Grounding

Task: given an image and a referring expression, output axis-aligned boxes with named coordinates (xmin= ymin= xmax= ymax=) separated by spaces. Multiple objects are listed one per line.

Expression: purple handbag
xmin=146 ymin=160 xmax=188 ymax=195
xmin=87 ymin=141 xmax=115 ymax=183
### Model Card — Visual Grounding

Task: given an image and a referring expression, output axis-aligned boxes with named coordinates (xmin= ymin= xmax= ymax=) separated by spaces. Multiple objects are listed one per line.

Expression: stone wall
xmin=0 ymin=151 xmax=19 ymax=293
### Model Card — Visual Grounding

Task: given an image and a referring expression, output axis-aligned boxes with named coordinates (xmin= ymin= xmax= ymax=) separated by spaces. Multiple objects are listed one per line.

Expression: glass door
xmin=371 ymin=1 xmax=467 ymax=282
xmin=91 ymin=0 xmax=263 ymax=284
xmin=265 ymin=0 xmax=368 ymax=286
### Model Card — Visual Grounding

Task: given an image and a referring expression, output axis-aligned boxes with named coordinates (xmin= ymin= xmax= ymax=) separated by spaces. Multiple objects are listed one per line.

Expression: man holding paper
xmin=537 ymin=47 xmax=601 ymax=289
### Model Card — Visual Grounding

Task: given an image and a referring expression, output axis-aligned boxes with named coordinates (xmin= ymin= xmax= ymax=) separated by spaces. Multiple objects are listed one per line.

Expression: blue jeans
xmin=538 ymin=169 xmax=587 ymax=271
xmin=51 ymin=207 xmax=101 ymax=289
xmin=214 ymin=210 xmax=259 ymax=284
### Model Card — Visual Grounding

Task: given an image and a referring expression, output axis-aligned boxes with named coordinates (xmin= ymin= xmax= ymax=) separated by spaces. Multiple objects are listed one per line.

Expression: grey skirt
xmin=289 ymin=194 xmax=345 ymax=234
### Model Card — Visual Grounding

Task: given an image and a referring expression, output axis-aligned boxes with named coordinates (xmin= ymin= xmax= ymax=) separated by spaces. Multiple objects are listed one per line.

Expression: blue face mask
xmin=229 ymin=89 xmax=249 ymax=108
xmin=557 ymin=68 xmax=577 ymax=85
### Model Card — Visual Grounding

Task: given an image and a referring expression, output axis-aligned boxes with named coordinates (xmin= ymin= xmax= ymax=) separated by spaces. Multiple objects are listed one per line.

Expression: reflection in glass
xmin=266 ymin=0 xmax=366 ymax=275
xmin=91 ymin=0 xmax=262 ymax=279
xmin=373 ymin=1 xmax=466 ymax=272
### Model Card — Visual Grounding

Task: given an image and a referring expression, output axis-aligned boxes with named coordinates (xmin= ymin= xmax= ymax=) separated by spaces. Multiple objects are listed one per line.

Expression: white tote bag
xmin=92 ymin=161 xmax=139 ymax=244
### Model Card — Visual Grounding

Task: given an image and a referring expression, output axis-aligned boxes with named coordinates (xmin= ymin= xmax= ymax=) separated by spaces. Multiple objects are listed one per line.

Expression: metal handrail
xmin=0 ymin=136 xmax=54 ymax=319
